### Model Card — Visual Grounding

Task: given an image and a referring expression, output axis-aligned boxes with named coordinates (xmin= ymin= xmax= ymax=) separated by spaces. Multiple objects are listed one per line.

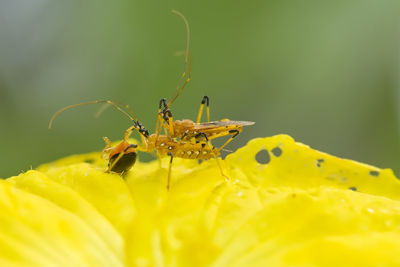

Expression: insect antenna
xmin=48 ymin=100 xmax=136 ymax=129
xmin=167 ymin=9 xmax=191 ymax=108
xmin=94 ymin=100 xmax=141 ymax=123
xmin=124 ymin=104 xmax=140 ymax=122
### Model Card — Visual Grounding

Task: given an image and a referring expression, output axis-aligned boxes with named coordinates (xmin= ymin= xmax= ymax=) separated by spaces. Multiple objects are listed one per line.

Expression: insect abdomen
xmin=156 ymin=140 xmax=218 ymax=159
xmin=175 ymin=142 xmax=219 ymax=160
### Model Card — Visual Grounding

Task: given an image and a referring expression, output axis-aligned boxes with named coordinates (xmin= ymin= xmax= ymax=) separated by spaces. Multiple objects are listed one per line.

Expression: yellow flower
xmin=2 ymin=134 xmax=400 ymax=266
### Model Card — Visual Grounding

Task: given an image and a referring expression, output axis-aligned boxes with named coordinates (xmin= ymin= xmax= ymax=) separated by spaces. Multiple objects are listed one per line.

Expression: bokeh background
xmin=1 ymin=0 xmax=400 ymax=178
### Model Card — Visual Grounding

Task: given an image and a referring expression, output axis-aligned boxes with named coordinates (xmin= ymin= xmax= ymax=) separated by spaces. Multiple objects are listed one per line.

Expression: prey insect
xmin=48 ymin=100 xmax=140 ymax=175
xmin=103 ymin=137 xmax=137 ymax=175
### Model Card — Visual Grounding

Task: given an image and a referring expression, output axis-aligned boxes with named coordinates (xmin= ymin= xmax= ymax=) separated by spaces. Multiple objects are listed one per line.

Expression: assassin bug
xmin=49 ymin=100 xmax=221 ymax=189
xmin=48 ymin=10 xmax=254 ymax=188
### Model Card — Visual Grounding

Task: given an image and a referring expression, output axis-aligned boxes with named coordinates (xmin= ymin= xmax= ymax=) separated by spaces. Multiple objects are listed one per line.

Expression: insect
xmin=103 ymin=137 xmax=137 ymax=175
xmin=48 ymin=100 xmax=141 ymax=175
xmin=48 ymin=10 xmax=254 ymax=189
xmin=49 ymin=101 xmax=221 ymax=189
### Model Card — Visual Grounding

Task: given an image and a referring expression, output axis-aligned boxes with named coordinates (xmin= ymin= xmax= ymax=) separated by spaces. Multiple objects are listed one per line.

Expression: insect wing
xmin=191 ymin=120 xmax=255 ymax=130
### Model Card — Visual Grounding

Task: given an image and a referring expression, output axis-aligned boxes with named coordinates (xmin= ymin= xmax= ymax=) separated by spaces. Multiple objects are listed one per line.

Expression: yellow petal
xmin=6 ymin=170 xmax=124 ymax=263
xmin=2 ymin=135 xmax=400 ymax=266
xmin=0 ymin=179 xmax=124 ymax=266
xmin=227 ymin=135 xmax=400 ymax=198
xmin=37 ymin=163 xmax=136 ymax=237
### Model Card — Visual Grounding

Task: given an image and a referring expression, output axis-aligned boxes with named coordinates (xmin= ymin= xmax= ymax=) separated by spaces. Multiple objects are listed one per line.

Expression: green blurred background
xmin=1 ymin=0 xmax=400 ymax=178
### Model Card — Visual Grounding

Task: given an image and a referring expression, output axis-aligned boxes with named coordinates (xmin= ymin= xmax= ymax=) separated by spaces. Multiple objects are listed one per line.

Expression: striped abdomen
xmin=148 ymin=134 xmax=219 ymax=159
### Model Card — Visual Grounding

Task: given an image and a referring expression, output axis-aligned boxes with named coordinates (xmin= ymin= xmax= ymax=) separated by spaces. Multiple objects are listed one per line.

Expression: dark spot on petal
xmin=349 ymin=186 xmax=357 ymax=191
xmin=84 ymin=159 xmax=94 ymax=164
xmin=255 ymin=149 xmax=270 ymax=165
xmin=271 ymin=147 xmax=282 ymax=157
xmin=369 ymin=170 xmax=379 ymax=177
xmin=316 ymin=159 xmax=324 ymax=168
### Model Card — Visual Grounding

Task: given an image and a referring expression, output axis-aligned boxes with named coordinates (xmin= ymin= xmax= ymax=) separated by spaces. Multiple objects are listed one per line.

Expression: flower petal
xmin=6 ymin=170 xmax=125 ymax=263
xmin=0 ymin=179 xmax=124 ymax=266
xmin=37 ymin=163 xmax=136 ymax=237
xmin=227 ymin=135 xmax=400 ymax=198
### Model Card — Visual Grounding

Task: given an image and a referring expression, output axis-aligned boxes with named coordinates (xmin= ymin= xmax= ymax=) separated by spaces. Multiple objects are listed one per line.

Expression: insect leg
xmin=100 ymin=137 xmax=113 ymax=161
xmin=123 ymin=126 xmax=136 ymax=140
xmin=103 ymin=136 xmax=112 ymax=148
xmin=156 ymin=98 xmax=175 ymax=137
xmin=195 ymin=132 xmax=230 ymax=182
xmin=196 ymin=96 xmax=210 ymax=123
xmin=202 ymin=140 xmax=230 ymax=182
xmin=167 ymin=151 xmax=174 ymax=190
xmin=216 ymin=129 xmax=240 ymax=153
xmin=195 ymin=131 xmax=209 ymax=141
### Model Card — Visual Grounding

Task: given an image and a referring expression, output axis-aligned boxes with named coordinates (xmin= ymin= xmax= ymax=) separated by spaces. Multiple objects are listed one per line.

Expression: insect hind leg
xmin=196 ymin=132 xmax=230 ymax=183
xmin=216 ymin=129 xmax=240 ymax=153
